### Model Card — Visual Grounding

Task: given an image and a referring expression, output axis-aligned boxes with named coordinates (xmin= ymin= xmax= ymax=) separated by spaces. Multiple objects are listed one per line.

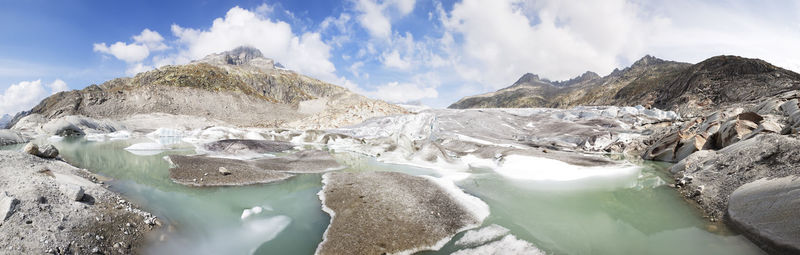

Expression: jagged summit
xmin=631 ymin=55 xmax=665 ymax=68
xmin=515 ymin=73 xmax=542 ymax=84
xmin=221 ymin=46 xmax=265 ymax=65
xmin=195 ymin=46 xmax=284 ymax=71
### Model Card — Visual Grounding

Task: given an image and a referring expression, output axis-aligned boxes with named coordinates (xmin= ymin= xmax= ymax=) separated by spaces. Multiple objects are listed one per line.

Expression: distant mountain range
xmin=0 ymin=114 xmax=11 ymax=129
xmin=7 ymin=46 xmax=405 ymax=129
xmin=449 ymin=55 xmax=800 ymax=116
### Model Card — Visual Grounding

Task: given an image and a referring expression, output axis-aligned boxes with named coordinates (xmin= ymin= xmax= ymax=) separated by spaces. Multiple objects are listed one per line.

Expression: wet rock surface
xmin=167 ymin=155 xmax=294 ymax=187
xmin=168 ymin=149 xmax=342 ymax=186
xmin=316 ymin=172 xmax=487 ymax=255
xmin=728 ymin=175 xmax=800 ymax=254
xmin=0 ymin=151 xmax=157 ymax=254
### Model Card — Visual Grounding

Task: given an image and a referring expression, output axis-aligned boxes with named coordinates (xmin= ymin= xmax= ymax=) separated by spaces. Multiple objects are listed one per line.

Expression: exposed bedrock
xmin=316 ymin=171 xmax=488 ymax=255
xmin=668 ymin=134 xmax=800 ymax=253
xmin=728 ymin=175 xmax=800 ymax=254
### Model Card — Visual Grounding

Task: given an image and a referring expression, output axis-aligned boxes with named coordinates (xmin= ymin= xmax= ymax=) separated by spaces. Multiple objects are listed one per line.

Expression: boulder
xmin=61 ymin=184 xmax=85 ymax=201
xmin=38 ymin=144 xmax=59 ymax=159
xmin=23 ymin=143 xmax=39 ymax=156
xmin=675 ymin=134 xmax=707 ymax=161
xmin=642 ymin=130 xmax=680 ymax=162
xmin=714 ymin=119 xmax=758 ymax=148
xmin=218 ymin=167 xmax=231 ymax=175
xmin=728 ymin=176 xmax=800 ymax=254
xmin=0 ymin=192 xmax=19 ymax=223
xmin=671 ymin=134 xmax=800 ymax=221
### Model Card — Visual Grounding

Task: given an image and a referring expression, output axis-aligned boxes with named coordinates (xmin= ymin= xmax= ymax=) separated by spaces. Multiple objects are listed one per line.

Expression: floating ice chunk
xmin=495 ymin=155 xmax=640 ymax=182
xmin=107 ymin=130 xmax=131 ymax=140
xmin=85 ymin=134 xmax=106 ymax=142
xmin=453 ymin=235 xmax=545 ymax=255
xmin=241 ymin=206 xmax=264 ymax=220
xmin=455 ymin=224 xmax=511 ymax=247
xmin=124 ymin=142 xmax=167 ymax=156
xmin=48 ymin=135 xmax=64 ymax=143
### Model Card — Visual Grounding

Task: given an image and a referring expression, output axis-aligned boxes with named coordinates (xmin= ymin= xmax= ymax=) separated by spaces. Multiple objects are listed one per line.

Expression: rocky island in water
xmin=2 ymin=42 xmax=800 ymax=255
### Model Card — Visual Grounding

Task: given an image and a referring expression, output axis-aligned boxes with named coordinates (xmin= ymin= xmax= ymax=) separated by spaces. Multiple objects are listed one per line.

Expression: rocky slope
xmin=450 ymin=55 xmax=800 ymax=116
xmin=639 ymin=90 xmax=800 ymax=254
xmin=7 ymin=46 xmax=405 ymax=131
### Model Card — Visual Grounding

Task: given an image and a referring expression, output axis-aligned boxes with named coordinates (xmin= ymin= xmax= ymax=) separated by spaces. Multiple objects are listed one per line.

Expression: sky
xmin=1 ymin=0 xmax=800 ymax=115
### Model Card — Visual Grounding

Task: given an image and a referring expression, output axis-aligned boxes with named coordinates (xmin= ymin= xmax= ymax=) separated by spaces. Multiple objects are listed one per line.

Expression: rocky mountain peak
xmin=578 ymin=71 xmax=601 ymax=81
xmin=195 ymin=46 xmax=280 ymax=71
xmin=514 ymin=73 xmax=542 ymax=85
xmin=222 ymin=46 xmax=265 ymax=65
xmin=631 ymin=55 xmax=665 ymax=68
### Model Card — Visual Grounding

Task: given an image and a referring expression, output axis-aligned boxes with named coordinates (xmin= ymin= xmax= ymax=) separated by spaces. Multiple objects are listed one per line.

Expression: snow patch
xmin=495 ymin=155 xmax=640 ymax=182
xmin=455 ymin=224 xmax=511 ymax=247
xmin=453 ymin=235 xmax=545 ymax=255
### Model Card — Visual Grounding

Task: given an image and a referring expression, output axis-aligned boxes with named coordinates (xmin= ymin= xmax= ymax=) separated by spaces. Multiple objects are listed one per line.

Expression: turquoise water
xmin=5 ymin=138 xmax=765 ymax=254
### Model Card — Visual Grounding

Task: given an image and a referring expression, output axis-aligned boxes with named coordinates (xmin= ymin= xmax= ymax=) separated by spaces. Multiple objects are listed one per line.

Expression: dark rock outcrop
xmin=728 ymin=175 xmax=800 ymax=254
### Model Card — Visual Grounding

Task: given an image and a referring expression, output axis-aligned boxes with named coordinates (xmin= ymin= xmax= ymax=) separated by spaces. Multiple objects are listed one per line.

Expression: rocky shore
xmin=640 ymin=92 xmax=800 ymax=254
xmin=0 ymin=150 xmax=158 ymax=254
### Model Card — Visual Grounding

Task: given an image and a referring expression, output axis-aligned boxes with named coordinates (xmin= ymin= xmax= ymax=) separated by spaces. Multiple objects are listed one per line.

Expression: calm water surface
xmin=4 ymin=137 xmax=764 ymax=255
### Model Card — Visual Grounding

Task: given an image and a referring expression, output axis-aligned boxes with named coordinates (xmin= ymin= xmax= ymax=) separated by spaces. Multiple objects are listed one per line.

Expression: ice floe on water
xmin=240 ymin=205 xmax=274 ymax=220
xmin=452 ymin=224 xmax=546 ymax=255
xmin=124 ymin=142 xmax=167 ymax=156
xmin=455 ymin=224 xmax=511 ymax=247
xmin=453 ymin=235 xmax=546 ymax=255
xmin=494 ymin=155 xmax=640 ymax=182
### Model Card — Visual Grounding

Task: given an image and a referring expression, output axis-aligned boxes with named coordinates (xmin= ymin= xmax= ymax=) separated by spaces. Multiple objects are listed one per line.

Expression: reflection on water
xmin=3 ymin=138 xmax=763 ymax=255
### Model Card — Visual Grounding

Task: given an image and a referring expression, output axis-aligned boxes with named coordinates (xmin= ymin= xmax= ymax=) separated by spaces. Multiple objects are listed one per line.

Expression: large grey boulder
xmin=670 ymin=134 xmax=800 ymax=221
xmin=728 ymin=176 xmax=800 ymax=254
xmin=38 ymin=144 xmax=59 ymax=159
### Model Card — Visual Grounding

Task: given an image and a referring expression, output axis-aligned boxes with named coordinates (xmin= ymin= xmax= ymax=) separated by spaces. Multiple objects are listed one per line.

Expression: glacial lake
xmin=4 ymin=137 xmax=765 ymax=255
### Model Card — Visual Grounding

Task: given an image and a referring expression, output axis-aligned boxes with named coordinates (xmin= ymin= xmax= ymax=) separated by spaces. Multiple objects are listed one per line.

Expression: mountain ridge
xmin=448 ymin=55 xmax=800 ymax=116
xmin=8 ymin=46 xmax=405 ymax=129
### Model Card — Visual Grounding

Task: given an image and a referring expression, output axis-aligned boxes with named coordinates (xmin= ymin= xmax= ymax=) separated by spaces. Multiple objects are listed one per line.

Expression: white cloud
xmin=93 ymin=42 xmax=150 ymax=63
xmin=0 ymin=79 xmax=68 ymax=115
xmin=169 ymin=6 xmax=339 ymax=82
xmin=47 ymin=79 xmax=69 ymax=94
xmin=354 ymin=0 xmax=417 ymax=39
xmin=436 ymin=0 xmax=800 ymax=92
xmin=363 ymin=81 xmax=437 ymax=103
xmin=254 ymin=3 xmax=274 ymax=16
xmin=133 ymin=28 xmax=168 ymax=51
xmin=382 ymin=50 xmax=411 ymax=69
